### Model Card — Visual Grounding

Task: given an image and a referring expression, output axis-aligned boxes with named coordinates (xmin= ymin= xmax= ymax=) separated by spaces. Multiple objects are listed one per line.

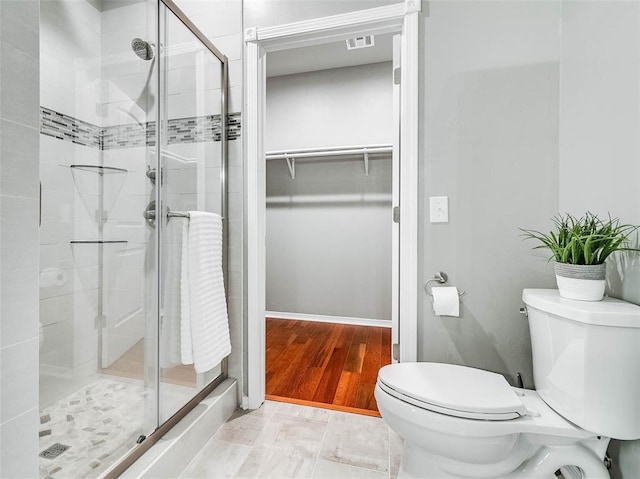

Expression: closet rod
xmin=266 ymin=144 xmax=393 ymax=179
xmin=265 ymin=144 xmax=392 ymax=160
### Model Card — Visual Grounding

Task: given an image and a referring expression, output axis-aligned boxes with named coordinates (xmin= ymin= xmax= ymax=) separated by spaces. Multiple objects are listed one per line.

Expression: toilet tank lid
xmin=523 ymin=289 xmax=640 ymax=328
xmin=378 ymin=363 xmax=527 ymax=418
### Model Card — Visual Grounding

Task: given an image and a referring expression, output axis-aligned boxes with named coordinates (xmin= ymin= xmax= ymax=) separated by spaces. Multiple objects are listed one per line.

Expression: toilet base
xmin=397 ymin=443 xmax=531 ymax=479
xmin=398 ymin=444 xmax=465 ymax=478
xmin=397 ymin=441 xmax=611 ymax=479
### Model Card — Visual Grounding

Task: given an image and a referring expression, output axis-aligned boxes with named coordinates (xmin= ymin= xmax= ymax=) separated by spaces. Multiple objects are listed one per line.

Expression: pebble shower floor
xmin=38 ymin=376 xmax=194 ymax=478
xmin=38 ymin=376 xmax=146 ymax=478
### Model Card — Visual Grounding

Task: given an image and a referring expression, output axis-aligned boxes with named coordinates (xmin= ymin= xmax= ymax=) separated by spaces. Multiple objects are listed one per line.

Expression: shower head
xmin=131 ymin=38 xmax=154 ymax=61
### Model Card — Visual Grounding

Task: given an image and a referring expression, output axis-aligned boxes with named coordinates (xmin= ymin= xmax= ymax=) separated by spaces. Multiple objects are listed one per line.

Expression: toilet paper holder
xmin=424 ymin=271 xmax=466 ymax=297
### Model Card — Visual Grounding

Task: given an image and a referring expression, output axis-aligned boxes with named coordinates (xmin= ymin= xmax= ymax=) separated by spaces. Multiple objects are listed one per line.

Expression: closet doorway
xmin=262 ymin=35 xmax=398 ymax=415
xmin=245 ymin=2 xmax=420 ymax=411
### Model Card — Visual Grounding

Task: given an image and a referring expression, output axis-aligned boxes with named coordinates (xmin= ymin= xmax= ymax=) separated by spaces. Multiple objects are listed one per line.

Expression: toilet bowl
xmin=375 ymin=363 xmax=609 ymax=478
xmin=376 ymin=289 xmax=640 ymax=479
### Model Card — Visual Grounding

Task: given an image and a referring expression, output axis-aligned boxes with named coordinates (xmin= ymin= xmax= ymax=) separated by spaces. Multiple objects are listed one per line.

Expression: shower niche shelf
xmin=69 ymin=165 xmax=128 ymax=174
xmin=69 ymin=240 xmax=128 ymax=244
xmin=69 ymin=164 xmax=128 ymax=224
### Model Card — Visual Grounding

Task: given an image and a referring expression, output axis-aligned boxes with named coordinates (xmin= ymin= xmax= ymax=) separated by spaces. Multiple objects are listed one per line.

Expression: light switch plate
xmin=430 ymin=196 xmax=449 ymax=223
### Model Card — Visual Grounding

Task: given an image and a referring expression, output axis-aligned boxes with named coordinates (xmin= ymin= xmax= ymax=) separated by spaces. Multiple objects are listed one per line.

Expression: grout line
xmin=248 ymin=402 xmax=274 ymax=448
xmin=310 ymin=408 xmax=333 ymax=478
xmin=227 ymin=441 xmax=253 ymax=479
xmin=214 ymin=405 xmax=270 ymax=478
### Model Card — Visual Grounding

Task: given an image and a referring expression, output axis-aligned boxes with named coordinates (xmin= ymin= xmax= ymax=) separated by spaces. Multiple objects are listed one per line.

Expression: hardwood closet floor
xmin=265 ymin=318 xmax=392 ymax=416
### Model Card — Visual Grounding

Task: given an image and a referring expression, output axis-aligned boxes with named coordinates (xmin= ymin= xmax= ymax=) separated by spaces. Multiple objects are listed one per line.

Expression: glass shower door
xmin=38 ymin=0 xmax=159 ymax=476
xmin=157 ymin=3 xmax=227 ymax=424
xmin=38 ymin=1 xmax=228 ymax=475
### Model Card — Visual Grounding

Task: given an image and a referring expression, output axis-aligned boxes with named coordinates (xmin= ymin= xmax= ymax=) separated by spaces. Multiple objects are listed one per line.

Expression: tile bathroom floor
xmin=179 ymin=400 xmax=403 ymax=479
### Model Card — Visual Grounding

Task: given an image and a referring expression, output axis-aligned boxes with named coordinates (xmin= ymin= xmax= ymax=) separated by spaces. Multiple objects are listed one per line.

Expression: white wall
xmin=558 ymin=2 xmax=640 ymax=477
xmin=265 ymin=63 xmax=393 ymax=320
xmin=0 ymin=0 xmax=40 ymax=477
xmin=266 ymin=62 xmax=393 ymax=150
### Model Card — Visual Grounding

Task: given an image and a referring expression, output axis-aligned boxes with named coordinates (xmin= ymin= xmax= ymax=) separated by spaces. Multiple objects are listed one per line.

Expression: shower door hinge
xmin=393 ymin=206 xmax=400 ymax=224
xmin=393 ymin=67 xmax=401 ymax=85
xmin=392 ymin=343 xmax=400 ymax=361
xmin=96 ymin=315 xmax=107 ymax=329
xmin=95 ymin=210 xmax=108 ymax=224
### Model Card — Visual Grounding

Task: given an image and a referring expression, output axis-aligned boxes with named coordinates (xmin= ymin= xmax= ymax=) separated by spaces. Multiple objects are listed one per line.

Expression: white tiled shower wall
xmin=0 ymin=1 xmax=41 ymax=477
xmin=39 ymin=0 xmax=106 ymax=407
xmin=38 ymin=0 xmax=245 ymax=410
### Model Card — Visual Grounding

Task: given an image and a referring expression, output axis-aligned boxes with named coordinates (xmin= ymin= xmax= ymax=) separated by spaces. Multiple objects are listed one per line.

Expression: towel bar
xmin=167 ymin=211 xmax=225 ymax=220
xmin=168 ymin=211 xmax=190 ymax=218
xmin=143 ymin=203 xmax=225 ymax=228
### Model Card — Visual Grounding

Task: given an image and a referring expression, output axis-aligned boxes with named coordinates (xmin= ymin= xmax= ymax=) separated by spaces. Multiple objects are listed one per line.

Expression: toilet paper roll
xmin=432 ymin=286 xmax=460 ymax=317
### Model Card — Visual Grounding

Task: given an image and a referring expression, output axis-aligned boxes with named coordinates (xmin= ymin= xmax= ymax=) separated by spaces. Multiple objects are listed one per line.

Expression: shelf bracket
xmin=364 ymin=151 xmax=369 ymax=176
xmin=285 ymin=155 xmax=295 ymax=179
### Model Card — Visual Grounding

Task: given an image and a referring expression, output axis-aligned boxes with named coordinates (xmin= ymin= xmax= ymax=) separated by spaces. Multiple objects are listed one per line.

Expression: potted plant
xmin=521 ymin=212 xmax=639 ymax=301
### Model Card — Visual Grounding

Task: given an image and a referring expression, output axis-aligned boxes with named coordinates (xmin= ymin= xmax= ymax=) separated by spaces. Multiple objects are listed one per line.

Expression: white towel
xmin=180 ymin=211 xmax=231 ymax=373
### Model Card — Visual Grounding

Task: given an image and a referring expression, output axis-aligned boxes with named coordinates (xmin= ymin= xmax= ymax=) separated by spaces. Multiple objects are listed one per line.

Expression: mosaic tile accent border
xmin=228 ymin=112 xmax=241 ymax=141
xmin=101 ymin=121 xmax=155 ymax=150
xmin=40 ymin=108 xmax=102 ymax=148
xmin=40 ymin=107 xmax=241 ymax=150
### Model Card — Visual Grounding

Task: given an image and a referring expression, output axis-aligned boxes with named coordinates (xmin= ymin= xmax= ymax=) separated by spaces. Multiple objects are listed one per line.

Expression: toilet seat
xmin=378 ymin=363 xmax=528 ymax=421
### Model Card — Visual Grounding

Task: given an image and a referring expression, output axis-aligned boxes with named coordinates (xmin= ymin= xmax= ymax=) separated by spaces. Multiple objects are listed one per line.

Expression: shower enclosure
xmin=38 ymin=1 xmax=229 ymax=476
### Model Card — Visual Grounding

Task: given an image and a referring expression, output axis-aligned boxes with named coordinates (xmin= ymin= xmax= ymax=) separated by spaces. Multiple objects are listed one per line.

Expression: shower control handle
xmin=146 ymin=165 xmax=157 ymax=185
xmin=144 ymin=200 xmax=158 ymax=228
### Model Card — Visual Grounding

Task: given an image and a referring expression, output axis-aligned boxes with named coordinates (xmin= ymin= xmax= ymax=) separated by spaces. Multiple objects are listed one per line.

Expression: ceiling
xmin=266 ymin=32 xmax=394 ymax=78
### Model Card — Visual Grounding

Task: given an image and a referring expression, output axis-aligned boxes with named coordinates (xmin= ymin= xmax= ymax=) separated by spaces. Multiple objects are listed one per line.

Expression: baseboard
xmin=120 ymin=378 xmax=237 ymax=479
xmin=266 ymin=394 xmax=381 ymax=418
xmin=265 ymin=311 xmax=392 ymax=328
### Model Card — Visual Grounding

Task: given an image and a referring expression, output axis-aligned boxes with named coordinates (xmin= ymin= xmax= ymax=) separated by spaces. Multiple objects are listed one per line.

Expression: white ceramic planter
xmin=554 ymin=263 xmax=606 ymax=301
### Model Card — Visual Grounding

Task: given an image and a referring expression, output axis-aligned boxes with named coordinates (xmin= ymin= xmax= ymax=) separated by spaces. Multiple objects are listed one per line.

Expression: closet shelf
xmin=265 ymin=144 xmax=392 ymax=179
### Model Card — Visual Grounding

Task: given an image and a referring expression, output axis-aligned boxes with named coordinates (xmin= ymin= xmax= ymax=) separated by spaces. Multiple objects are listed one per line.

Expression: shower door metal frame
xmin=245 ymin=0 xmax=421 ymax=410
xmin=104 ymin=0 xmax=229 ymax=476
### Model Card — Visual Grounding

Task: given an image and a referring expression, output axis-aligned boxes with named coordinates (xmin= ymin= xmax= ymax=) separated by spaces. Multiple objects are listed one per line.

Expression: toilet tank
xmin=523 ymin=289 xmax=640 ymax=440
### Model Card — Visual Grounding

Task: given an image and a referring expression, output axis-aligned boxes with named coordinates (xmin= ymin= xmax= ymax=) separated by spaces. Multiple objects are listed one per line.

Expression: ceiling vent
xmin=346 ymin=35 xmax=375 ymax=50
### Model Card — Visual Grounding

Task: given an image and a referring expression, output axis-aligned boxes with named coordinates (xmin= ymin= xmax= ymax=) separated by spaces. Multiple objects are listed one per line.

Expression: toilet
xmin=375 ymin=289 xmax=640 ymax=478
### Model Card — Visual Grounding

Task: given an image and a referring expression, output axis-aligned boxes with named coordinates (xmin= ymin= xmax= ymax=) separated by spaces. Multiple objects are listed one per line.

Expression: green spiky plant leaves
xmin=520 ymin=212 xmax=640 ymax=265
